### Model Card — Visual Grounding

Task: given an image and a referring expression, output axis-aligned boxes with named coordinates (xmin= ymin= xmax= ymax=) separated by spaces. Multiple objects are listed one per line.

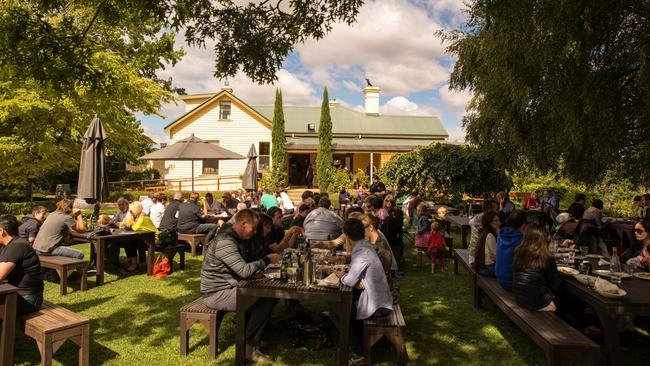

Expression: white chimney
xmin=329 ymin=99 xmax=340 ymax=108
xmin=221 ymin=80 xmax=233 ymax=93
xmin=363 ymin=86 xmax=381 ymax=115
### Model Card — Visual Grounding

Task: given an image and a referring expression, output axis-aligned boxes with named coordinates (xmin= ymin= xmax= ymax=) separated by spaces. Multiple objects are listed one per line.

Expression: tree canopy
xmin=317 ymin=87 xmax=334 ymax=192
xmin=270 ymin=88 xmax=287 ymax=188
xmin=440 ymin=0 xmax=650 ymax=186
xmin=380 ymin=143 xmax=511 ymax=203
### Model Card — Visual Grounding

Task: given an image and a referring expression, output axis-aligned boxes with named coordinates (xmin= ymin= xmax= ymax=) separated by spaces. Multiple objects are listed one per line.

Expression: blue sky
xmin=139 ymin=0 xmax=471 ymax=143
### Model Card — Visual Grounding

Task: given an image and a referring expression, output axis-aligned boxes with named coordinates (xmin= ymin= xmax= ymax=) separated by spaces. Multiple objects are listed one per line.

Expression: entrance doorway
xmin=288 ymin=154 xmax=310 ymax=186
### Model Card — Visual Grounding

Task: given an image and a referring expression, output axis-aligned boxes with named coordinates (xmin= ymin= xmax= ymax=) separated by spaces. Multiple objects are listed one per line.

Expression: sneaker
xmin=246 ymin=344 xmax=271 ymax=363
xmin=348 ymin=351 xmax=364 ymax=366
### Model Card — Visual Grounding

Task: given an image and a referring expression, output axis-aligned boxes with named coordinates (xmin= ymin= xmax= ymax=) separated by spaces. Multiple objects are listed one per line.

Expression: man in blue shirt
xmin=495 ymin=210 xmax=530 ymax=290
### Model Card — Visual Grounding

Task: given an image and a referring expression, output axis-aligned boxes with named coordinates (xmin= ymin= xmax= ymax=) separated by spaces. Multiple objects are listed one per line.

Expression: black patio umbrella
xmin=242 ymin=144 xmax=258 ymax=191
xmin=77 ymin=115 xmax=108 ymax=218
xmin=139 ymin=134 xmax=245 ymax=191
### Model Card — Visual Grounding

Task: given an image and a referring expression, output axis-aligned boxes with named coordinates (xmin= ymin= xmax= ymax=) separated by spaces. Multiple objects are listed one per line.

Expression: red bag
xmin=152 ymin=255 xmax=171 ymax=278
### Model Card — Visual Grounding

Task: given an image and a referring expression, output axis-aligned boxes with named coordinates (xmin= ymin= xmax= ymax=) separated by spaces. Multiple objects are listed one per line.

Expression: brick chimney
xmin=363 ymin=86 xmax=380 ymax=115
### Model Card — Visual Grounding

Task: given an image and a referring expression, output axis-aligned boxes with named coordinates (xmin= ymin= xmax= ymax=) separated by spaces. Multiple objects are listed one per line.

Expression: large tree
xmin=270 ymin=88 xmax=287 ymax=188
xmin=440 ymin=1 xmax=650 ymax=186
xmin=317 ymin=87 xmax=333 ymax=192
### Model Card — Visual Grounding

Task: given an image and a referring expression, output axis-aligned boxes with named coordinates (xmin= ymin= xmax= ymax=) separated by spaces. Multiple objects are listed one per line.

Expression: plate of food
xmin=557 ymin=267 xmax=579 ymax=276
xmin=633 ymin=272 xmax=650 ymax=281
xmin=557 ymin=247 xmax=575 ymax=253
xmin=593 ymin=269 xmax=632 ymax=279
xmin=596 ymin=288 xmax=627 ymax=299
xmin=263 ymin=270 xmax=280 ymax=279
xmin=574 ymin=274 xmax=597 ymax=286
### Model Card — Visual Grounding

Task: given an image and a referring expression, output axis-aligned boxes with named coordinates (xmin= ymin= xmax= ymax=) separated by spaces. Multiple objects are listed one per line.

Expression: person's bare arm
xmin=72 ymin=209 xmax=86 ymax=233
xmin=0 ymin=262 xmax=16 ymax=282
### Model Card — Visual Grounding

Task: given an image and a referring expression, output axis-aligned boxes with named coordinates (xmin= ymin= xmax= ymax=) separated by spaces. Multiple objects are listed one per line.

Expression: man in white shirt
xmin=278 ymin=189 xmax=295 ymax=214
xmin=150 ymin=193 xmax=167 ymax=229
xmin=140 ymin=192 xmax=156 ymax=215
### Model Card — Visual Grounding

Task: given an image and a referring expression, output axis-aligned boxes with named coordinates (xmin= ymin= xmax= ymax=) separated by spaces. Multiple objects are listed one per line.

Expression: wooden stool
xmin=38 ymin=256 xmax=89 ymax=295
xmin=180 ymin=298 xmax=227 ymax=359
xmin=177 ymin=233 xmax=208 ymax=257
xmin=19 ymin=301 xmax=90 ymax=366
xmin=363 ymin=304 xmax=408 ymax=366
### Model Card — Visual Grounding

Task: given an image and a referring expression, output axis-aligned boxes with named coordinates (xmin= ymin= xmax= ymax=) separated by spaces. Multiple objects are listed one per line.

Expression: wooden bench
xmin=19 ymin=300 xmax=89 ymax=366
xmin=38 ymin=256 xmax=89 ymax=296
xmin=363 ymin=303 xmax=408 ymax=366
xmin=180 ymin=297 xmax=228 ymax=359
xmin=453 ymin=248 xmax=480 ymax=308
xmin=177 ymin=233 xmax=208 ymax=257
xmin=476 ymin=276 xmax=600 ymax=366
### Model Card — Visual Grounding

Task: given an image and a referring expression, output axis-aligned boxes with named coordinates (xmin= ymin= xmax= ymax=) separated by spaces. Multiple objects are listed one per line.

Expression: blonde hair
xmin=348 ymin=212 xmax=363 ymax=220
xmin=416 ymin=202 xmax=428 ymax=214
xmin=129 ymin=201 xmax=143 ymax=217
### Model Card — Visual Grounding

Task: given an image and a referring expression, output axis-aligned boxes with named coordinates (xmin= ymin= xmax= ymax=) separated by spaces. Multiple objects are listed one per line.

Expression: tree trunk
xmin=25 ymin=180 xmax=33 ymax=202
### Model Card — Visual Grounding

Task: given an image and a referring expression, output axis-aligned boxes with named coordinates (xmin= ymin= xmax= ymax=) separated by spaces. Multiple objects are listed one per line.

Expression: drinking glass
xmin=610 ymin=271 xmax=622 ymax=284
xmin=287 ymin=267 xmax=298 ymax=284
xmin=579 ymin=261 xmax=589 ymax=275
xmin=623 ymin=264 xmax=634 ymax=277
xmin=579 ymin=246 xmax=589 ymax=257
xmin=587 ymin=277 xmax=597 ymax=290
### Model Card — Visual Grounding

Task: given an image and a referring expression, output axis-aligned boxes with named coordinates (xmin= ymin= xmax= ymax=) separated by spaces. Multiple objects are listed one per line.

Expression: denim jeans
xmin=17 ymin=291 xmax=43 ymax=316
xmin=194 ymin=223 xmax=218 ymax=243
xmin=38 ymin=245 xmax=84 ymax=259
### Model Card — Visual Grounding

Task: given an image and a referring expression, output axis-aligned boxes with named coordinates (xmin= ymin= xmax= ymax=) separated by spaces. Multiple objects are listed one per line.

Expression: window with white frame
xmin=220 ymin=101 xmax=231 ymax=120
xmin=258 ymin=141 xmax=270 ymax=169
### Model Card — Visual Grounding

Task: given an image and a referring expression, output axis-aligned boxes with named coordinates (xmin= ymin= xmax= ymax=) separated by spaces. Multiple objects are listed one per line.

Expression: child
xmin=414 ymin=203 xmax=430 ymax=267
xmin=428 ymin=221 xmax=446 ymax=273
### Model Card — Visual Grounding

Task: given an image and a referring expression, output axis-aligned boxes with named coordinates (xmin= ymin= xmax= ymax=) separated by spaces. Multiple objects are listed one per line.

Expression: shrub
xmin=0 ymin=200 xmax=56 ymax=215
xmin=328 ymin=167 xmax=354 ymax=196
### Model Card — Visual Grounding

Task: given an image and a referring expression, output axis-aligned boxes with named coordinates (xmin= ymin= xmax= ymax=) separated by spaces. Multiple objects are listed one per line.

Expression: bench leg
xmin=180 ymin=312 xmax=189 ymax=356
xmin=60 ymin=268 xmax=68 ymax=296
xmin=39 ymin=333 xmax=53 ymax=366
xmin=385 ymin=329 xmax=407 ymax=366
xmin=190 ymin=240 xmax=197 ymax=257
xmin=208 ymin=314 xmax=217 ymax=359
xmin=79 ymin=323 xmax=89 ymax=366
xmin=474 ymin=281 xmax=482 ymax=309
xmin=179 ymin=248 xmax=185 ymax=270
xmin=454 ymin=255 xmax=459 ymax=275
xmin=80 ymin=267 xmax=88 ymax=292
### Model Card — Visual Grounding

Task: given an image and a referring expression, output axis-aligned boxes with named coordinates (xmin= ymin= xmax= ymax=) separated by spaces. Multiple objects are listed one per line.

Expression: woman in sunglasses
xmin=621 ymin=220 xmax=650 ymax=270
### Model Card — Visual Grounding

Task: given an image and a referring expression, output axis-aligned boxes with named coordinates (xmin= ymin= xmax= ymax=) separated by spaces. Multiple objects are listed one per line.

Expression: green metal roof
xmin=252 ymin=105 xmax=447 ymax=138
xmin=284 ymin=136 xmax=444 ymax=152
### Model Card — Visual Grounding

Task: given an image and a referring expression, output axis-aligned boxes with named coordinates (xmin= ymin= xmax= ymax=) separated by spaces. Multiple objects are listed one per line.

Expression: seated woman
xmin=0 ymin=215 xmax=44 ymax=315
xmin=339 ymin=187 xmax=351 ymax=206
xmin=361 ymin=213 xmax=398 ymax=301
xmin=622 ymin=220 xmax=650 ymax=271
xmin=513 ymin=223 xmax=562 ymax=311
xmin=474 ymin=211 xmax=500 ymax=277
xmin=121 ymin=202 xmax=159 ymax=274
xmin=265 ymin=207 xmax=301 ymax=253
xmin=577 ymin=199 xmax=609 ymax=257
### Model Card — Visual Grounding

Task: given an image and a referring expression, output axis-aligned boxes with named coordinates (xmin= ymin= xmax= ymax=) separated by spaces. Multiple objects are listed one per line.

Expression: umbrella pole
xmin=191 ymin=160 xmax=195 ymax=192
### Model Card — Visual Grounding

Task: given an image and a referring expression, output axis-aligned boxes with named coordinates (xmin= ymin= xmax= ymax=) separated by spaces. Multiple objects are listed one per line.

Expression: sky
xmin=138 ymin=0 xmax=472 ymax=144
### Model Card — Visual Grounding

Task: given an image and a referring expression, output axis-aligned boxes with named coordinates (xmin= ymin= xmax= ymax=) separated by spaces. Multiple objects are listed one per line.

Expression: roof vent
xmin=221 ymin=80 xmax=233 ymax=93
xmin=307 ymin=123 xmax=316 ymax=132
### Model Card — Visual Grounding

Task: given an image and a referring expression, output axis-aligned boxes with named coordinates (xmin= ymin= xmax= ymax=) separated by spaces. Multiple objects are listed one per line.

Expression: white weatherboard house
xmin=160 ymin=86 xmax=448 ymax=191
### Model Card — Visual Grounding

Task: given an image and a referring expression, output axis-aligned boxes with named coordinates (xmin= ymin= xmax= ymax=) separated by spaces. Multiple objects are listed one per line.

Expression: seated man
xmin=140 ymin=192 xmax=156 ymax=215
xmin=19 ymin=205 xmax=47 ymax=244
xmin=260 ymin=189 xmax=278 ymax=210
xmin=0 ymin=215 xmax=44 ymax=315
xmin=200 ymin=209 xmax=281 ymax=363
xmin=290 ymin=204 xmax=311 ymax=228
xmin=202 ymin=192 xmax=223 ymax=215
xmin=157 ymin=192 xmax=184 ymax=246
xmin=335 ymin=218 xmax=393 ymax=365
xmin=149 ymin=193 xmax=167 ymax=229
xmin=266 ymin=207 xmax=302 ymax=253
xmin=33 ymin=199 xmax=86 ymax=259
xmin=303 ymin=197 xmax=343 ymax=242
xmin=177 ymin=192 xmax=218 ymax=242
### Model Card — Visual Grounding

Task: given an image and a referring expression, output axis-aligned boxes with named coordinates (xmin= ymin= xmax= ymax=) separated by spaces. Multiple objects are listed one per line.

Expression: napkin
xmin=595 ymin=278 xmax=619 ymax=294
xmin=318 ymin=273 xmax=340 ymax=287
xmin=598 ymin=259 xmax=610 ymax=266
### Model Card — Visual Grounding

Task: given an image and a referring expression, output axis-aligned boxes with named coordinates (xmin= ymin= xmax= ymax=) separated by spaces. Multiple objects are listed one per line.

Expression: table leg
xmin=93 ymin=239 xmax=105 ymax=286
xmin=596 ymin=311 xmax=621 ymax=366
xmin=461 ymin=226 xmax=470 ymax=248
xmin=235 ymin=292 xmax=258 ymax=366
xmin=338 ymin=292 xmax=353 ymax=366
xmin=146 ymin=238 xmax=155 ymax=276
xmin=0 ymin=292 xmax=17 ymax=366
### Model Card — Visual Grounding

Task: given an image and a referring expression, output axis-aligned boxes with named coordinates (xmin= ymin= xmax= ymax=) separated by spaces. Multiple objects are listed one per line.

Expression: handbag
xmin=152 ymin=255 xmax=171 ymax=278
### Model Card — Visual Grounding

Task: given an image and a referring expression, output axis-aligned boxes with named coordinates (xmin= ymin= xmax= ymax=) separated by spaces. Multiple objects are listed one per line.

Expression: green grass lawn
xmin=12 ymin=231 xmax=650 ymax=365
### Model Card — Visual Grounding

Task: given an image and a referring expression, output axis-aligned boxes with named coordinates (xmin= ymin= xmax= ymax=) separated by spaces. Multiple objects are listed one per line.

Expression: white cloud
xmin=141 ymin=123 xmax=170 ymax=144
xmin=379 ymin=96 xmax=441 ymax=116
xmin=445 ymin=126 xmax=466 ymax=143
xmin=438 ymin=84 xmax=473 ymax=112
xmin=295 ymin=0 xmax=453 ymax=95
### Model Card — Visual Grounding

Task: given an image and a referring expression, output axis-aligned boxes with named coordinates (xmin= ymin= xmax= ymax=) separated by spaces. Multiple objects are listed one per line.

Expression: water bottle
xmin=303 ymin=250 xmax=313 ymax=285
xmin=610 ymin=248 xmax=622 ymax=284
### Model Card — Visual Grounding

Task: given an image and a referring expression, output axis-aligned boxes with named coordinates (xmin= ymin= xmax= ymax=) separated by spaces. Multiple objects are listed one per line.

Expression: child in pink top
xmin=428 ymin=221 xmax=446 ymax=273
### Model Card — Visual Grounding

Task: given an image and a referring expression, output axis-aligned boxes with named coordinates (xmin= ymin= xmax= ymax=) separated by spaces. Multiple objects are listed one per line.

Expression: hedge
xmin=0 ymin=200 xmax=57 ymax=215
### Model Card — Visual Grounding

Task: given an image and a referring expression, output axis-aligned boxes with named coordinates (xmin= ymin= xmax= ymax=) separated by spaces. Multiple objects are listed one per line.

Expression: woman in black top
xmin=0 ymin=215 xmax=44 ymax=315
xmin=512 ymin=223 xmax=561 ymax=311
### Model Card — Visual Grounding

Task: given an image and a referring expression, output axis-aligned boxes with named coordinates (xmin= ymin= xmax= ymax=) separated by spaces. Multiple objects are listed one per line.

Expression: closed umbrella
xmin=242 ymin=144 xmax=258 ymax=191
xmin=139 ymin=134 xmax=245 ymax=191
xmin=77 ymin=115 xmax=108 ymax=217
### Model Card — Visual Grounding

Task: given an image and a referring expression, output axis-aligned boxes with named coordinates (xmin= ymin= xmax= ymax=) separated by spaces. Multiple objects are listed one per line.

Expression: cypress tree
xmin=270 ymin=88 xmax=286 ymax=187
xmin=317 ymin=87 xmax=333 ymax=192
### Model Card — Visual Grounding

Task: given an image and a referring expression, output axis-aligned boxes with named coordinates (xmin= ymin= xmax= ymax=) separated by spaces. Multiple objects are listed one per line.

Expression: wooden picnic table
xmin=445 ymin=215 xmax=471 ymax=248
xmin=71 ymin=230 xmax=155 ymax=285
xmin=0 ymin=283 xmax=18 ymax=366
xmin=563 ymin=260 xmax=650 ymax=365
xmin=235 ymin=278 xmax=353 ymax=366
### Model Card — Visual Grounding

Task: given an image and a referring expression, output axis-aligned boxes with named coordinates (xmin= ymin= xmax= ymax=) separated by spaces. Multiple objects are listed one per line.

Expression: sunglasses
xmin=635 ymin=229 xmax=646 ymax=234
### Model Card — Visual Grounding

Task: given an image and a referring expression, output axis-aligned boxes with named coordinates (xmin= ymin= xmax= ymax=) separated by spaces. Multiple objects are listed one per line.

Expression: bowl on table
xmin=593 ymin=269 xmax=632 ymax=279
